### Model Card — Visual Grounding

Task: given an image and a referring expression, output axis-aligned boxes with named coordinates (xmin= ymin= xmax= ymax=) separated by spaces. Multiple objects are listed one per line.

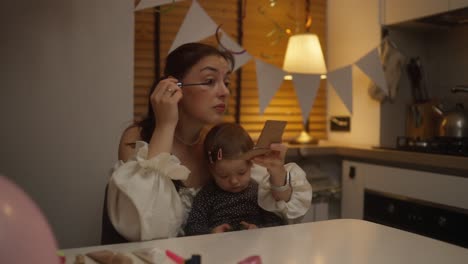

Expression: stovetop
xmin=394 ymin=136 xmax=468 ymax=156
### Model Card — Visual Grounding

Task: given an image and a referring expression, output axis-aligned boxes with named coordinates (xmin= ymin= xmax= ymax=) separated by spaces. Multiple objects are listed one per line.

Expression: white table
xmin=62 ymin=219 xmax=468 ymax=264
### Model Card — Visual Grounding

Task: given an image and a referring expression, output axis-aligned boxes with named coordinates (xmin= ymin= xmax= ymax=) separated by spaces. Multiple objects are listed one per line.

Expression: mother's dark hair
xmin=138 ymin=43 xmax=235 ymax=142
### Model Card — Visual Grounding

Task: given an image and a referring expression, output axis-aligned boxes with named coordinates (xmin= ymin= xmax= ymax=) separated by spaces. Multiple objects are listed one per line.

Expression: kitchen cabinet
xmin=341 ymin=162 xmax=365 ymax=219
xmin=341 ymin=160 xmax=468 ymax=219
xmin=382 ymin=0 xmax=449 ymax=25
xmin=382 ymin=0 xmax=468 ymax=25
xmin=449 ymin=0 xmax=468 ymax=10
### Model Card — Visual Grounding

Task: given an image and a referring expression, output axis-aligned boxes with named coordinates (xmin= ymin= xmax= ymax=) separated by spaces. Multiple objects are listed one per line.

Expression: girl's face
xmin=210 ymin=160 xmax=251 ymax=193
xmin=179 ymin=55 xmax=232 ymax=125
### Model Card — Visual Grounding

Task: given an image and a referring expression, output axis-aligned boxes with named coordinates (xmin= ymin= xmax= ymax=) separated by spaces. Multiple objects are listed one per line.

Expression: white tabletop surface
xmin=62 ymin=219 xmax=468 ymax=264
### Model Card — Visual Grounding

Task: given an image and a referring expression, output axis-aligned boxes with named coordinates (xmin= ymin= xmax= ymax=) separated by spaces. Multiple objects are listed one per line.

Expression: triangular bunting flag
xmin=327 ymin=65 xmax=353 ymax=114
xmin=219 ymin=31 xmax=252 ymax=71
xmin=354 ymin=47 xmax=388 ymax=95
xmin=135 ymin=0 xmax=183 ymax=11
xmin=291 ymin=73 xmax=321 ymax=125
xmin=255 ymin=59 xmax=285 ymax=114
xmin=169 ymin=0 xmax=218 ymax=53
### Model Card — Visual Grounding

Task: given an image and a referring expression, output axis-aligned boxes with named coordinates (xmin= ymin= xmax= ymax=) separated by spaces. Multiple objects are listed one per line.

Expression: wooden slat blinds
xmin=133 ymin=0 xmax=327 ymax=141
xmin=134 ymin=8 xmax=155 ymax=120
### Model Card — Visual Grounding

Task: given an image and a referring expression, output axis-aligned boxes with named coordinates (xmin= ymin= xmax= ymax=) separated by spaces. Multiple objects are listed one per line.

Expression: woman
xmin=106 ymin=42 xmax=312 ymax=242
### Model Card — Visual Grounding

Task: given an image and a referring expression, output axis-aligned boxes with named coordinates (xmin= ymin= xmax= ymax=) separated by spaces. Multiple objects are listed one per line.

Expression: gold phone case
xmin=237 ymin=120 xmax=287 ymax=160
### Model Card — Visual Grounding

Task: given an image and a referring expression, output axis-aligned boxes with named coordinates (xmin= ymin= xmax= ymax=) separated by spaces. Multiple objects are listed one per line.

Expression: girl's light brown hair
xmin=204 ymin=123 xmax=253 ymax=164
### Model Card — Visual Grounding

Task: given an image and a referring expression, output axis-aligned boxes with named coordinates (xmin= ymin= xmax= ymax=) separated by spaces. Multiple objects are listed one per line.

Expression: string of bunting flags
xmin=136 ymin=0 xmax=388 ymax=124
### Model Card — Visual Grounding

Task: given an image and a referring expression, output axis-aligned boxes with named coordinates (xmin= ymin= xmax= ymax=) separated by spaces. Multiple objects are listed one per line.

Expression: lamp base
xmin=289 ymin=130 xmax=318 ymax=145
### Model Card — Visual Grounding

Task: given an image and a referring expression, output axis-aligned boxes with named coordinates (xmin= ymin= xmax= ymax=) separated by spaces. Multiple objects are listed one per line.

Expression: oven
xmin=364 ymin=189 xmax=468 ymax=248
xmin=342 ymin=160 xmax=468 ymax=248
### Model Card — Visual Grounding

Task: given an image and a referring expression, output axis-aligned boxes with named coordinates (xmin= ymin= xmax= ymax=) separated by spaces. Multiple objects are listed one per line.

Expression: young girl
xmin=184 ymin=123 xmax=289 ymax=235
xmin=106 ymin=42 xmax=313 ymax=242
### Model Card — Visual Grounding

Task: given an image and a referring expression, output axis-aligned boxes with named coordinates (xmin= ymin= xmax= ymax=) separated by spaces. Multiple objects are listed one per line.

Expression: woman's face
xmin=179 ymin=55 xmax=232 ymax=125
xmin=210 ymin=160 xmax=251 ymax=193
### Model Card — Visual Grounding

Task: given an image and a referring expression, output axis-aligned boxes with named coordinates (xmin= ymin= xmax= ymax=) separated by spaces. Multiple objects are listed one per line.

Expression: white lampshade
xmin=283 ymin=33 xmax=327 ymax=74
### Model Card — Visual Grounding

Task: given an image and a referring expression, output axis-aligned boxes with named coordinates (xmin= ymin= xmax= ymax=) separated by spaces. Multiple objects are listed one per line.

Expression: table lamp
xmin=283 ymin=33 xmax=326 ymax=144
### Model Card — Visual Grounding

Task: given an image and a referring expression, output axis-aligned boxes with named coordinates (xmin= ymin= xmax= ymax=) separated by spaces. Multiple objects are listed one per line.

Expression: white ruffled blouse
xmin=107 ymin=141 xmax=312 ymax=242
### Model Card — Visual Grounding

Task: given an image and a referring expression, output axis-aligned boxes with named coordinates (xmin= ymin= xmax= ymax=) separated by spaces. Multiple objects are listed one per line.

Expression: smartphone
xmin=255 ymin=120 xmax=287 ymax=148
xmin=238 ymin=120 xmax=287 ymax=160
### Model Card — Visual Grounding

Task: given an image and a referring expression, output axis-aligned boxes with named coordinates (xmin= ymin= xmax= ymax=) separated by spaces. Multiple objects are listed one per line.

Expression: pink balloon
xmin=0 ymin=176 xmax=60 ymax=264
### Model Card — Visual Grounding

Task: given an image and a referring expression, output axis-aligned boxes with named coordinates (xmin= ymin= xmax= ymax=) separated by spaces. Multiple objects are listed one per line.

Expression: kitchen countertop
xmin=286 ymin=141 xmax=468 ymax=177
xmin=62 ymin=219 xmax=468 ymax=264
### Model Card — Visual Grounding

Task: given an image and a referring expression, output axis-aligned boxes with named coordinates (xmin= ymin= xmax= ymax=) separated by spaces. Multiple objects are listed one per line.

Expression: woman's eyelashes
xmin=203 ymin=78 xmax=230 ymax=87
xmin=205 ymin=79 xmax=214 ymax=85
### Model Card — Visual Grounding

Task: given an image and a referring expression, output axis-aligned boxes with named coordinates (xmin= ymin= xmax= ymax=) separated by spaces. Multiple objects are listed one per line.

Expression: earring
xmin=217 ymin=148 xmax=223 ymax=161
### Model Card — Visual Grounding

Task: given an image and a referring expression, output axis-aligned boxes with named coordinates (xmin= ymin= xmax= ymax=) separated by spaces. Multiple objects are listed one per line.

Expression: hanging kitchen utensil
xmin=406 ymin=57 xmax=429 ymax=104
xmin=415 ymin=58 xmax=429 ymax=102
xmin=368 ymin=35 xmax=406 ymax=102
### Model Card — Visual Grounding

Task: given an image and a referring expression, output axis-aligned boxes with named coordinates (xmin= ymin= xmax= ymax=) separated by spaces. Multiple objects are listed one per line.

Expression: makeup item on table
xmin=165 ymin=250 xmax=185 ymax=264
xmin=57 ymin=250 xmax=66 ymax=264
xmin=176 ymin=80 xmax=213 ymax=88
xmin=86 ymin=250 xmax=113 ymax=263
xmin=133 ymin=247 xmax=166 ymax=264
xmin=165 ymin=250 xmax=201 ymax=264
xmin=185 ymin=255 xmax=201 ymax=264
xmin=74 ymin=254 xmax=85 ymax=264
xmin=85 ymin=250 xmax=133 ymax=264
xmin=238 ymin=255 xmax=262 ymax=264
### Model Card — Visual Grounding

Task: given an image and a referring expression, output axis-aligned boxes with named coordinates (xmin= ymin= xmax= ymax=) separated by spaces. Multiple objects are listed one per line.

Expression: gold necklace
xmin=174 ymin=133 xmax=201 ymax=146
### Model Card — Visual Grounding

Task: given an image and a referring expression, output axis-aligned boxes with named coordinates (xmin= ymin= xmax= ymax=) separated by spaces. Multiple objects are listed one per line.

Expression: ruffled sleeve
xmin=107 ymin=141 xmax=191 ymax=241
xmin=252 ymin=162 xmax=312 ymax=223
